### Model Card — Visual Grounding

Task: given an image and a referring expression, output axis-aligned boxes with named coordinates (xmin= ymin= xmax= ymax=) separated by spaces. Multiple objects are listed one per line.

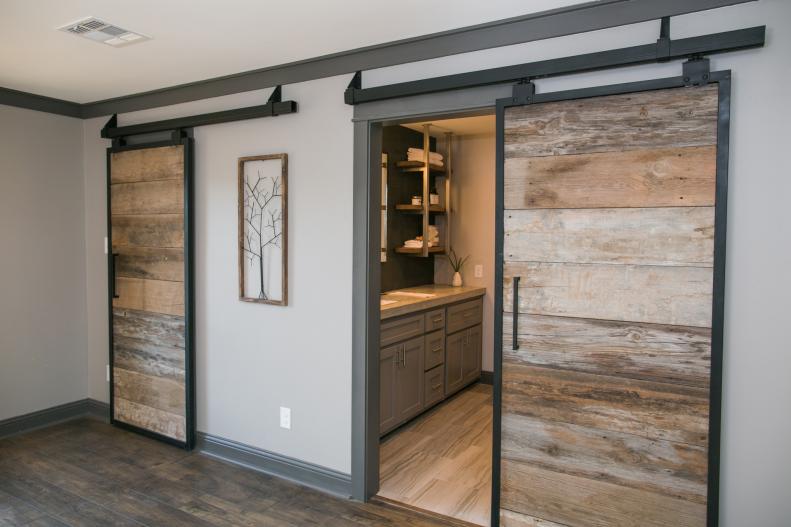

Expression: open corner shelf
xmin=394 ymin=245 xmax=446 ymax=255
xmin=396 ymin=160 xmax=446 ymax=173
xmin=395 ymin=204 xmax=446 ymax=214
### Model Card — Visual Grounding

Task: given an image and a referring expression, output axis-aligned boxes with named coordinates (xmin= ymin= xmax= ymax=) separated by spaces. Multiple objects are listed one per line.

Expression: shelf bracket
xmin=344 ymin=71 xmax=362 ymax=105
xmin=267 ymin=85 xmax=283 ymax=104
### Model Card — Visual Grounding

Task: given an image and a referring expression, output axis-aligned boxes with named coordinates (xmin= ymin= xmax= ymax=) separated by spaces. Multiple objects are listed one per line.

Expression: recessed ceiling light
xmin=57 ymin=17 xmax=150 ymax=47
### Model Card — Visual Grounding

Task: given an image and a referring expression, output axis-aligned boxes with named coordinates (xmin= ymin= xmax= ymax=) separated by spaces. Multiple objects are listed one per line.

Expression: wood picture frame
xmin=238 ymin=153 xmax=288 ymax=305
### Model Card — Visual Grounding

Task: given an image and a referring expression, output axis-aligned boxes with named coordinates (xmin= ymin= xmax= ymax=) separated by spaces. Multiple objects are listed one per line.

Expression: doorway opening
xmin=374 ymin=114 xmax=496 ymax=526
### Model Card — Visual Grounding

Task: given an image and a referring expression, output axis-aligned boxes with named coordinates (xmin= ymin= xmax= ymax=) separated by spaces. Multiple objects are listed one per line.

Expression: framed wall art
xmin=238 ymin=153 xmax=288 ymax=305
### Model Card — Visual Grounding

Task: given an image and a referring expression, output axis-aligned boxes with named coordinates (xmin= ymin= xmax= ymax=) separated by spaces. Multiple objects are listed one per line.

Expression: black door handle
xmin=111 ymin=253 xmax=120 ymax=299
xmin=513 ymin=276 xmax=520 ymax=350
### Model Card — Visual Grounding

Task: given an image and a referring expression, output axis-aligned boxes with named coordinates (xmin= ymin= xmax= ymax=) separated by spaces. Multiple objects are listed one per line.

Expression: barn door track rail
xmin=343 ymin=18 xmax=765 ymax=105
xmin=101 ymin=85 xmax=297 ymax=143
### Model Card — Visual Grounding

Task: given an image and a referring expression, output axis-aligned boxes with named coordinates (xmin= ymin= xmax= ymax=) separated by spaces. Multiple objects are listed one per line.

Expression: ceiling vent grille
xmin=58 ymin=17 xmax=149 ymax=47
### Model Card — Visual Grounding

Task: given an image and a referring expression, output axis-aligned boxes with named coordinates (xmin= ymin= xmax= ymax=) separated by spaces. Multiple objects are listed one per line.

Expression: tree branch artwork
xmin=238 ymin=154 xmax=288 ymax=305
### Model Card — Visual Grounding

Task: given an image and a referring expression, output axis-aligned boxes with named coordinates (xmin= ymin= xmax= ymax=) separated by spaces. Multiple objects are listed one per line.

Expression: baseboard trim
xmin=0 ymin=398 xmax=110 ymax=439
xmin=196 ymin=432 xmax=352 ymax=498
xmin=479 ymin=371 xmax=494 ymax=385
xmin=86 ymin=399 xmax=111 ymax=422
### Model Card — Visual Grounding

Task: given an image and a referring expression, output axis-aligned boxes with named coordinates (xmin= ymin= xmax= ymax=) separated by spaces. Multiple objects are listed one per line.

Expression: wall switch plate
xmin=474 ymin=264 xmax=483 ymax=278
xmin=106 ymin=364 xmax=110 ymax=382
xmin=104 ymin=237 xmax=108 ymax=255
xmin=279 ymin=407 xmax=291 ymax=430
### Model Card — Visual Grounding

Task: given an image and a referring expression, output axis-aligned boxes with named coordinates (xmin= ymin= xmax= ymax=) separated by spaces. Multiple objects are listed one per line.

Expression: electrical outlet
xmin=474 ymin=264 xmax=483 ymax=278
xmin=279 ymin=407 xmax=291 ymax=430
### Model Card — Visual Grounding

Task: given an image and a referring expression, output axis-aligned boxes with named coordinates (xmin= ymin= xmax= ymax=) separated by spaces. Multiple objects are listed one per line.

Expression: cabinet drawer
xmin=424 ymin=330 xmax=445 ymax=371
xmin=425 ymin=309 xmax=445 ymax=332
xmin=446 ymin=298 xmax=483 ymax=334
xmin=424 ymin=365 xmax=445 ymax=408
xmin=381 ymin=313 xmax=425 ymax=347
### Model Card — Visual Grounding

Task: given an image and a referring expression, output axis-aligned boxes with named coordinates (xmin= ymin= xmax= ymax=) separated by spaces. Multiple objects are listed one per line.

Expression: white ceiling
xmin=0 ymin=0 xmax=587 ymax=103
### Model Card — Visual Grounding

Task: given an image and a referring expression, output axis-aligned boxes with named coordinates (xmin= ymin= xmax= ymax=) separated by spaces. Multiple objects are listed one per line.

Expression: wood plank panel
xmin=113 ymin=397 xmax=185 ymax=441
xmin=504 ymin=85 xmax=718 ymax=158
xmin=111 ymin=179 xmax=184 ymax=215
xmin=501 ymin=509 xmax=569 ymax=527
xmin=503 ymin=314 xmax=711 ymax=387
xmin=113 ymin=309 xmax=185 ymax=349
xmin=502 ymin=362 xmax=709 ymax=445
xmin=110 ymin=146 xmax=184 ymax=184
xmin=114 ymin=336 xmax=184 ymax=383
xmin=113 ymin=368 xmax=185 ymax=416
xmin=111 ymin=214 xmax=184 ymax=249
xmin=115 ymin=247 xmax=184 ymax=282
xmin=504 ymin=146 xmax=716 ymax=209
xmin=504 ymin=262 xmax=713 ymax=327
xmin=502 ymin=413 xmax=707 ymax=503
xmin=504 ymin=207 xmax=714 ymax=267
xmin=113 ymin=277 xmax=184 ymax=316
xmin=501 ymin=461 xmax=706 ymax=527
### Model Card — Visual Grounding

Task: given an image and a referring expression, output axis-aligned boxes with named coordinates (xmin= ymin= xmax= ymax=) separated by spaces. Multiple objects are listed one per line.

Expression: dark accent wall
xmin=380 ymin=126 xmax=436 ymax=292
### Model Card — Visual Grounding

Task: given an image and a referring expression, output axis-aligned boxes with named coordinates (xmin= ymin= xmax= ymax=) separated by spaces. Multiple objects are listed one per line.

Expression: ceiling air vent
xmin=57 ymin=17 xmax=149 ymax=47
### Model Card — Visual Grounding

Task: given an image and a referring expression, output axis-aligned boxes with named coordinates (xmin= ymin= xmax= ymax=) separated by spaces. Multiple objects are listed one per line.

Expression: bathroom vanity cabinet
xmin=379 ymin=290 xmax=483 ymax=436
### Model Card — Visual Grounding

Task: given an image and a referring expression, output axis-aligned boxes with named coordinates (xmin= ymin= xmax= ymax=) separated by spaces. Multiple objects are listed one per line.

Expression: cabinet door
xmin=379 ymin=344 xmax=398 ymax=434
xmin=445 ymin=330 xmax=465 ymax=396
xmin=462 ymin=324 xmax=482 ymax=384
xmin=395 ymin=336 xmax=424 ymax=423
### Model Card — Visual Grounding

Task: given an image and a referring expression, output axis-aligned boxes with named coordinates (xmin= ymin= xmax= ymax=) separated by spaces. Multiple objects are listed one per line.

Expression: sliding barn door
xmin=499 ymin=82 xmax=725 ymax=526
xmin=108 ymin=140 xmax=194 ymax=448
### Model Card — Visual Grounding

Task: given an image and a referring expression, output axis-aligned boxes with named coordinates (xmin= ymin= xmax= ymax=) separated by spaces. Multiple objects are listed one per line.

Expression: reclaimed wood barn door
xmin=498 ymin=80 xmax=727 ymax=526
xmin=108 ymin=139 xmax=194 ymax=448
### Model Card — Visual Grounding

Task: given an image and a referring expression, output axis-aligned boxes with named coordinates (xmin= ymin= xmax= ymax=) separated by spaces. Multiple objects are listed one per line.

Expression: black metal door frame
xmin=492 ymin=70 xmax=730 ymax=526
xmin=106 ymin=133 xmax=196 ymax=450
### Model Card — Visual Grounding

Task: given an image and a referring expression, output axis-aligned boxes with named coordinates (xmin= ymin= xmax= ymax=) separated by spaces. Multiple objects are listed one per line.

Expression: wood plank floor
xmin=0 ymin=418 xmax=467 ymax=527
xmin=379 ymin=383 xmax=492 ymax=526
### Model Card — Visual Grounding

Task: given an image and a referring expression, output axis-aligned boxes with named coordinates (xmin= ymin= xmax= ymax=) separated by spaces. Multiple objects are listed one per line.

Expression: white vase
xmin=452 ymin=271 xmax=462 ymax=287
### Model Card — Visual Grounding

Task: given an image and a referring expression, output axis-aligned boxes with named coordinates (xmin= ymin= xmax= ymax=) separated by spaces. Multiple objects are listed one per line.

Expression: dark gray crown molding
xmin=0 ymin=0 xmax=753 ymax=120
xmin=0 ymin=86 xmax=82 ymax=118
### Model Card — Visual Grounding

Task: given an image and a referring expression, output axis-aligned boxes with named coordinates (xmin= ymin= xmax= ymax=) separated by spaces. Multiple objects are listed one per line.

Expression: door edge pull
xmin=111 ymin=253 xmax=120 ymax=299
xmin=513 ymin=276 xmax=520 ymax=350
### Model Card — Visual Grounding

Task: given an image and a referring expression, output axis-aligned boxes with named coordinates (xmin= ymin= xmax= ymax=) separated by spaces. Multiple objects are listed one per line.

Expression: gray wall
xmin=0 ymin=104 xmax=87 ymax=420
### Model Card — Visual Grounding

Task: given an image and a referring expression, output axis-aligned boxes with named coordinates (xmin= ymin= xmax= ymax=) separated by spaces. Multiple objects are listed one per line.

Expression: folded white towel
xmin=407 ymin=148 xmax=444 ymax=166
xmin=403 ymin=239 xmax=437 ymax=248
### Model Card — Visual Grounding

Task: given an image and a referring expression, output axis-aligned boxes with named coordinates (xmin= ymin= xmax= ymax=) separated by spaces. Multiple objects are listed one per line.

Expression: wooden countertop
xmin=380 ymin=284 xmax=486 ymax=320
